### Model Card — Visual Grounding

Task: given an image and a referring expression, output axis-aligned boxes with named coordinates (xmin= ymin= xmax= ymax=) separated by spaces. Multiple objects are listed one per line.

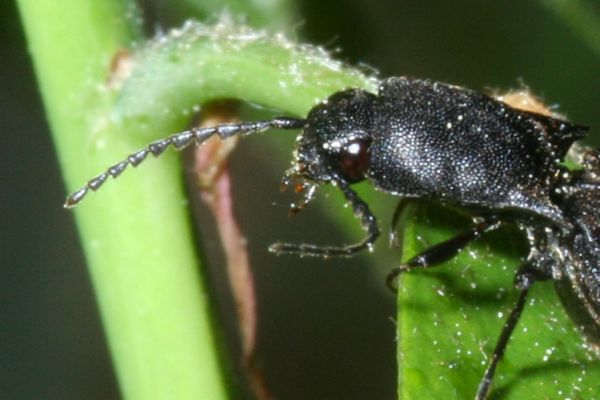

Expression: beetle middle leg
xmin=386 ymin=217 xmax=502 ymax=291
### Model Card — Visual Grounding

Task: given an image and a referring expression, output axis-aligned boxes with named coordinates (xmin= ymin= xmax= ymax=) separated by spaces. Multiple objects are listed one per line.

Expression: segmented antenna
xmin=64 ymin=117 xmax=305 ymax=208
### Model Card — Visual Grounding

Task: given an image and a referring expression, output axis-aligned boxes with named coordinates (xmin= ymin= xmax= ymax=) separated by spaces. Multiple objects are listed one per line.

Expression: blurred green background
xmin=2 ymin=0 xmax=598 ymax=399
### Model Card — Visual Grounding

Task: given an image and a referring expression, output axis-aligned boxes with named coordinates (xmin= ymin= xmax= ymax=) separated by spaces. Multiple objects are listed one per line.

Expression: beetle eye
xmin=337 ymin=138 xmax=371 ymax=182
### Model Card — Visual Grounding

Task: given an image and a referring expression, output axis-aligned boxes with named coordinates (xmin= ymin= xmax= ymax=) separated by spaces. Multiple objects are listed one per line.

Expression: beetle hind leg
xmin=475 ymin=266 xmax=537 ymax=400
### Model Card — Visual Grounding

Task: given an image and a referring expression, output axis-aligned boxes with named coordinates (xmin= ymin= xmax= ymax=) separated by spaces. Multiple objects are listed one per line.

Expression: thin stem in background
xmin=539 ymin=0 xmax=600 ymax=57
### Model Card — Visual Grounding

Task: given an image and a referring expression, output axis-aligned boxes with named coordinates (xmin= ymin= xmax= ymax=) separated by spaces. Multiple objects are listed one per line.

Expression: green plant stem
xmin=17 ymin=2 xmax=228 ymax=399
xmin=18 ymin=5 xmax=379 ymax=398
xmin=114 ymin=21 xmax=378 ymax=130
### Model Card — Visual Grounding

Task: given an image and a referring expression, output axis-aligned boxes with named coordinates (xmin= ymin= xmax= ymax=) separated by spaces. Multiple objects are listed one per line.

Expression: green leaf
xmin=397 ymin=203 xmax=600 ymax=399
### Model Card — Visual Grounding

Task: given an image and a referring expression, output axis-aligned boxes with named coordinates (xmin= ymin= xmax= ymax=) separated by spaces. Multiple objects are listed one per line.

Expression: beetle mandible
xmin=65 ymin=76 xmax=597 ymax=399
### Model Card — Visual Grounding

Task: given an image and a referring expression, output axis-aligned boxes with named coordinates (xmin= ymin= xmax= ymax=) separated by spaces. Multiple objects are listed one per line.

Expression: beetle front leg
xmin=269 ymin=179 xmax=380 ymax=257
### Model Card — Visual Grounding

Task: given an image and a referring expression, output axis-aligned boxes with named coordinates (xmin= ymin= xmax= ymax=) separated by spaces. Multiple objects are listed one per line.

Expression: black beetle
xmin=65 ymin=77 xmax=597 ymax=399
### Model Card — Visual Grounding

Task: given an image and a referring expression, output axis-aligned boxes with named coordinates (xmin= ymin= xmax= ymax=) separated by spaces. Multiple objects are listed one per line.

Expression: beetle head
xmin=281 ymin=89 xmax=376 ymax=211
